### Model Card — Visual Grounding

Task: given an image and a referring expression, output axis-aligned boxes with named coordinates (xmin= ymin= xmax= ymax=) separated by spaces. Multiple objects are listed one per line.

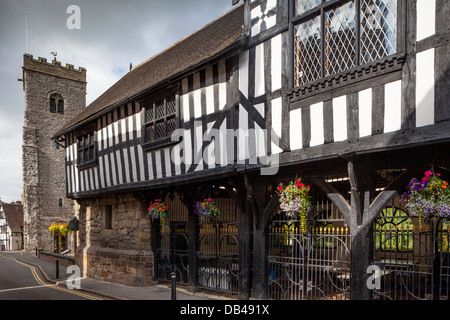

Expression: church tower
xmin=21 ymin=54 xmax=86 ymax=252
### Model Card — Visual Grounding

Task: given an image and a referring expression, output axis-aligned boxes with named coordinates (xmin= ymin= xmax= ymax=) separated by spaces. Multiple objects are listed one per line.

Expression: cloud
xmin=0 ymin=113 xmax=23 ymax=203
xmin=0 ymin=0 xmax=235 ymax=202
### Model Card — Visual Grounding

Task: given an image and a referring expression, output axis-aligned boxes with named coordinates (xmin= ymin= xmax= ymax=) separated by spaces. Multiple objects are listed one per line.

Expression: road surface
xmin=0 ymin=253 xmax=103 ymax=300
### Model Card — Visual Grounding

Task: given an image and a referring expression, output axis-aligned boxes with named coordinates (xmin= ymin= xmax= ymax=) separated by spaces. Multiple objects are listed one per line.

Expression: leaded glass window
xmin=294 ymin=0 xmax=398 ymax=87
xmin=143 ymin=93 xmax=178 ymax=146
xmin=360 ymin=0 xmax=397 ymax=64
xmin=295 ymin=0 xmax=322 ymax=15
xmin=77 ymin=131 xmax=96 ymax=169
xmin=324 ymin=1 xmax=357 ymax=77
xmin=294 ymin=14 xmax=322 ymax=85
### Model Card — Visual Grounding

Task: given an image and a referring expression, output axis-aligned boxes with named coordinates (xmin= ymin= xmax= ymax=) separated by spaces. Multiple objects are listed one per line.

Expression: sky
xmin=0 ymin=0 xmax=236 ymax=203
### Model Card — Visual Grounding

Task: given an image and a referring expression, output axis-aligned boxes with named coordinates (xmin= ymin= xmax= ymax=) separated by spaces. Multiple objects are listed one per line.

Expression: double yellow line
xmin=0 ymin=254 xmax=103 ymax=300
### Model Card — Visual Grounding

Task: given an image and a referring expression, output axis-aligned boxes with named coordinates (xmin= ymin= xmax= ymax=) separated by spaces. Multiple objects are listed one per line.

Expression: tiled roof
xmin=54 ymin=4 xmax=245 ymax=138
xmin=1 ymin=202 xmax=24 ymax=233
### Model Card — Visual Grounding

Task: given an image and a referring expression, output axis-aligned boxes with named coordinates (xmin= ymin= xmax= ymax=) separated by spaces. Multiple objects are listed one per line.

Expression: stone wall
xmin=22 ymin=54 xmax=86 ymax=252
xmin=76 ymin=193 xmax=154 ymax=286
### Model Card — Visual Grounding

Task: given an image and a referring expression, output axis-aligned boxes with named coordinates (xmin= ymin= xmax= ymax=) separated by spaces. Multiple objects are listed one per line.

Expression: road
xmin=0 ymin=254 xmax=104 ymax=300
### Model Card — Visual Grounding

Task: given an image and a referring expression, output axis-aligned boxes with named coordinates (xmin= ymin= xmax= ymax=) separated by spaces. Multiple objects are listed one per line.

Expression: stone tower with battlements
xmin=21 ymin=54 xmax=86 ymax=252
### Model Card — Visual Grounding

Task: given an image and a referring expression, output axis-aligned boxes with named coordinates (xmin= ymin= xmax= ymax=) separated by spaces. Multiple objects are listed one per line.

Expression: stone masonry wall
xmin=76 ymin=193 xmax=154 ymax=286
xmin=22 ymin=54 xmax=86 ymax=252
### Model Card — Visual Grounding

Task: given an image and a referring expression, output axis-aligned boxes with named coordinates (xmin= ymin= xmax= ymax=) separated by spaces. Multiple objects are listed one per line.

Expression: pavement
xmin=0 ymin=251 xmax=227 ymax=301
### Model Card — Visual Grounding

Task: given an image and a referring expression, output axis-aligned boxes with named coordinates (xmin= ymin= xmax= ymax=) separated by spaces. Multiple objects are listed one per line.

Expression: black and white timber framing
xmin=61 ymin=0 xmax=450 ymax=199
xmin=54 ymin=0 xmax=450 ymax=300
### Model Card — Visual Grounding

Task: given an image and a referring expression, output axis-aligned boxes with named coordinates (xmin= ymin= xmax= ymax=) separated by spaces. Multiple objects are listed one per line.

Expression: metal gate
xmin=268 ymin=200 xmax=352 ymax=300
xmin=372 ymin=200 xmax=450 ymax=300
xmin=156 ymin=194 xmax=190 ymax=286
xmin=198 ymin=197 xmax=239 ymax=297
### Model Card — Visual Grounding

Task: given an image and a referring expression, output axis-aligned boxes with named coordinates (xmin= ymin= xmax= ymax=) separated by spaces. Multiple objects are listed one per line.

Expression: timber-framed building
xmin=52 ymin=0 xmax=450 ymax=300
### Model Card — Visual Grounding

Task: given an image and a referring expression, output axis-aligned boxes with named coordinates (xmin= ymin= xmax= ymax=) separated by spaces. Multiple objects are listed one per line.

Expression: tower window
xmin=50 ymin=93 xmax=64 ymax=114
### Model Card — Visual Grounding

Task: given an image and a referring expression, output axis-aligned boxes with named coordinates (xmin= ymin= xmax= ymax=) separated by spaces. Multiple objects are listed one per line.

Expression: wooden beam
xmin=227 ymin=176 xmax=252 ymax=300
xmin=243 ymin=173 xmax=270 ymax=299
xmin=309 ymin=177 xmax=351 ymax=226
xmin=312 ymin=157 xmax=426 ymax=300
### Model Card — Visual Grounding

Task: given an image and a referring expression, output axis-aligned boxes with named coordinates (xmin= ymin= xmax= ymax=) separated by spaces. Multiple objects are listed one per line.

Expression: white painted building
xmin=0 ymin=202 xmax=24 ymax=251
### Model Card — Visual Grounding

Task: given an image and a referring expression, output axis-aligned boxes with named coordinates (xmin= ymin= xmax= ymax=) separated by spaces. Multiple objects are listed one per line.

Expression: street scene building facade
xmin=0 ymin=201 xmax=24 ymax=251
xmin=49 ymin=0 xmax=449 ymax=300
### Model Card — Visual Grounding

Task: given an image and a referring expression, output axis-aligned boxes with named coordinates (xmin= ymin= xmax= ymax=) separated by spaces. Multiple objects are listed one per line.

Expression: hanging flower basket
xmin=148 ymin=199 xmax=168 ymax=227
xmin=48 ymin=223 xmax=71 ymax=236
xmin=276 ymin=178 xmax=312 ymax=234
xmin=404 ymin=170 xmax=450 ymax=223
xmin=194 ymin=198 xmax=220 ymax=220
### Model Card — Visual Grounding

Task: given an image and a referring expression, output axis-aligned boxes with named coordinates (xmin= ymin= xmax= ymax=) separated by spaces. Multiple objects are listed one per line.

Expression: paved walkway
xmin=0 ymin=251 xmax=225 ymax=300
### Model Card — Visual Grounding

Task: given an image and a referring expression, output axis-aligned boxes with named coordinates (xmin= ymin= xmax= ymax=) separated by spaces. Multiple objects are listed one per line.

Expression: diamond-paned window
xmin=295 ymin=0 xmax=322 ymax=15
xmin=142 ymin=93 xmax=178 ymax=148
xmin=77 ymin=130 xmax=96 ymax=169
xmin=360 ymin=0 xmax=397 ymax=64
xmin=294 ymin=15 xmax=322 ymax=86
xmin=324 ymin=1 xmax=357 ymax=77
xmin=293 ymin=0 xmax=398 ymax=88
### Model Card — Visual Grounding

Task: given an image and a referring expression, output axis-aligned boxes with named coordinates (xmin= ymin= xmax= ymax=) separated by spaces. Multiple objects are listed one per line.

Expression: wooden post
xmin=238 ymin=199 xmax=252 ymax=300
xmin=244 ymin=174 xmax=279 ymax=300
xmin=187 ymin=202 xmax=199 ymax=292
xmin=228 ymin=177 xmax=251 ymax=300
xmin=311 ymin=158 xmax=419 ymax=300
xmin=244 ymin=174 xmax=266 ymax=299
xmin=347 ymin=158 xmax=374 ymax=300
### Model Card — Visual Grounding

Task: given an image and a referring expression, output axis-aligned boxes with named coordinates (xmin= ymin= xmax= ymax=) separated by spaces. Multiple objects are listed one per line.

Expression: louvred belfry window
xmin=50 ymin=93 xmax=64 ymax=114
xmin=142 ymin=90 xmax=180 ymax=151
xmin=293 ymin=0 xmax=398 ymax=87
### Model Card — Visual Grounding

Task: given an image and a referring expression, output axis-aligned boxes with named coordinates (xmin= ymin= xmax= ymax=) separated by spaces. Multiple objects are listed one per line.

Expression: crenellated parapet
xmin=23 ymin=54 xmax=86 ymax=83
